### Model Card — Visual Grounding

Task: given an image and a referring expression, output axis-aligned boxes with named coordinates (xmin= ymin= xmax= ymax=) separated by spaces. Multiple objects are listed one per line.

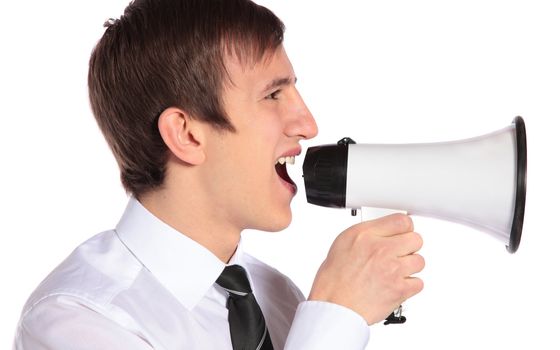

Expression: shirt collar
xmin=116 ymin=197 xmax=244 ymax=310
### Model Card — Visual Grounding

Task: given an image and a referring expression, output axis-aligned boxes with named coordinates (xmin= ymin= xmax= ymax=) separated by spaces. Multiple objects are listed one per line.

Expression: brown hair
xmin=88 ymin=0 xmax=285 ymax=197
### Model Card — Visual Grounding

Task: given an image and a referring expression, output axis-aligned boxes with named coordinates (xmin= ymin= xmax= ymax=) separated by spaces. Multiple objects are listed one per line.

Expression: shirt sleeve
xmin=284 ymin=300 xmax=370 ymax=350
xmin=14 ymin=295 xmax=153 ymax=350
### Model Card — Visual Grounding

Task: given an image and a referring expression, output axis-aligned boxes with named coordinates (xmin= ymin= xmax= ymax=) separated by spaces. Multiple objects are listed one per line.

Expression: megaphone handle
xmin=358 ymin=207 xmax=409 ymax=326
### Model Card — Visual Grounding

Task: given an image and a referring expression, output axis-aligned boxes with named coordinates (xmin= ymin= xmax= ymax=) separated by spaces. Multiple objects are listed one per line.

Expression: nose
xmin=285 ymin=89 xmax=318 ymax=140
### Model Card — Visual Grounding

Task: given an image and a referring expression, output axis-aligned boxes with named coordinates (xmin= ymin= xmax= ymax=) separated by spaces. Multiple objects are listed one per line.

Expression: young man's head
xmin=89 ymin=0 xmax=317 ymax=232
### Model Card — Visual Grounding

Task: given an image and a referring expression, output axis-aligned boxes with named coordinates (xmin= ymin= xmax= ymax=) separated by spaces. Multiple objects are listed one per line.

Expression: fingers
xmin=361 ymin=213 xmax=414 ymax=237
xmin=398 ymin=253 xmax=425 ymax=277
xmin=392 ymin=231 xmax=423 ymax=257
xmin=311 ymin=213 xmax=425 ymax=325
xmin=394 ymin=237 xmax=425 ymax=302
xmin=403 ymin=277 xmax=424 ymax=300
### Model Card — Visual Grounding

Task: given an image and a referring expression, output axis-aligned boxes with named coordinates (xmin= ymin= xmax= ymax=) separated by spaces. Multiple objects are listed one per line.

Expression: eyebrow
xmin=263 ymin=76 xmax=297 ymax=92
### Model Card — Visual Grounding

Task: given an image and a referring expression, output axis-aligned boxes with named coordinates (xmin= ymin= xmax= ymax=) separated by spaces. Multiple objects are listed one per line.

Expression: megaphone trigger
xmin=384 ymin=305 xmax=407 ymax=325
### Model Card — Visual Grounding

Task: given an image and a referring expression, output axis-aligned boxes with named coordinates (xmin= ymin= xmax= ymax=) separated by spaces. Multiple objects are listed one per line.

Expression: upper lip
xmin=277 ymin=146 xmax=302 ymax=160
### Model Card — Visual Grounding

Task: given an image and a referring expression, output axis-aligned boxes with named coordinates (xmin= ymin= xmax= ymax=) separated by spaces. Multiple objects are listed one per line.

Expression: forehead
xmin=223 ymin=45 xmax=295 ymax=92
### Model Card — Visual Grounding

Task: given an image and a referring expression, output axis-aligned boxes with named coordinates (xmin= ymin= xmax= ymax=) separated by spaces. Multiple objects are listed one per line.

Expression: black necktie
xmin=216 ymin=265 xmax=274 ymax=350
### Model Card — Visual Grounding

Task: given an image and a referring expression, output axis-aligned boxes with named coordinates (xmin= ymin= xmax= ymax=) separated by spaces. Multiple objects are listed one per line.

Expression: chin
xmin=257 ymin=210 xmax=292 ymax=232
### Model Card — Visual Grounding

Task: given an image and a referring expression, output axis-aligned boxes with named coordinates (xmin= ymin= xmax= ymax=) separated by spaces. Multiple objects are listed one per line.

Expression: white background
xmin=1 ymin=0 xmax=559 ymax=349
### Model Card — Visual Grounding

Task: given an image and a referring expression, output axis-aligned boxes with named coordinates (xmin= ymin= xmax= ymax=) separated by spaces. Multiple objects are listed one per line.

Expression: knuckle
xmin=352 ymin=230 xmax=383 ymax=262
xmin=374 ymin=236 xmax=397 ymax=257
xmin=352 ymin=229 xmax=372 ymax=248
xmin=348 ymin=222 xmax=371 ymax=242
xmin=368 ymin=244 xmax=390 ymax=265
xmin=385 ymin=259 xmax=401 ymax=277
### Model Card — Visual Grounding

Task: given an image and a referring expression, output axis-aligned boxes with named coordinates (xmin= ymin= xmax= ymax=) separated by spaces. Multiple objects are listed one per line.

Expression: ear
xmin=158 ymin=107 xmax=206 ymax=165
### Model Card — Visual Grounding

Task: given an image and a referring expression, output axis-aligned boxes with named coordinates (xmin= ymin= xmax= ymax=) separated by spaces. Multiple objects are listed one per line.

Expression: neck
xmin=139 ymin=189 xmax=241 ymax=263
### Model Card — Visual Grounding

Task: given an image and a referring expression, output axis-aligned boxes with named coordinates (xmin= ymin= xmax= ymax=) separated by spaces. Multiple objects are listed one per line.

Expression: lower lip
xmin=277 ymin=174 xmax=297 ymax=195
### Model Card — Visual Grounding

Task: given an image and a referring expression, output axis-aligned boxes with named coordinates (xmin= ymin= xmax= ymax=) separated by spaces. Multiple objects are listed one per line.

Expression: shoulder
xmin=14 ymin=292 xmax=153 ymax=349
xmin=20 ymin=230 xmax=143 ymax=321
xmin=15 ymin=230 xmax=153 ymax=347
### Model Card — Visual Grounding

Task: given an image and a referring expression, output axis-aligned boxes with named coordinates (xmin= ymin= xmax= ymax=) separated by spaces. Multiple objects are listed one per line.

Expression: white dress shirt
xmin=14 ymin=198 xmax=369 ymax=349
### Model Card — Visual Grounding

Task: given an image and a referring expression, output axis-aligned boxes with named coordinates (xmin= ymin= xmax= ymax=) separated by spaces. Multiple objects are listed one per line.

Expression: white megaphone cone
xmin=302 ymin=116 xmax=526 ymax=253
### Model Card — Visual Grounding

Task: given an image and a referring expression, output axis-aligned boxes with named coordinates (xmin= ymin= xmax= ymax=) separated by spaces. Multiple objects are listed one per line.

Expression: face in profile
xmin=201 ymin=45 xmax=318 ymax=232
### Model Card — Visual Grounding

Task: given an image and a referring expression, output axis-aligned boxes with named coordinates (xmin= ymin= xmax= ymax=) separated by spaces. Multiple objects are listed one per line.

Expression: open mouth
xmin=275 ymin=156 xmax=297 ymax=192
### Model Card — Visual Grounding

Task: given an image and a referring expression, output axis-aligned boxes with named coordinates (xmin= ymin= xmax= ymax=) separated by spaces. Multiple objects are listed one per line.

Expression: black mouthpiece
xmin=302 ymin=138 xmax=355 ymax=208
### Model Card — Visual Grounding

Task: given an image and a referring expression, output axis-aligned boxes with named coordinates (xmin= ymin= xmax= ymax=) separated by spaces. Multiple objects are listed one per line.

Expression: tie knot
xmin=216 ymin=264 xmax=252 ymax=296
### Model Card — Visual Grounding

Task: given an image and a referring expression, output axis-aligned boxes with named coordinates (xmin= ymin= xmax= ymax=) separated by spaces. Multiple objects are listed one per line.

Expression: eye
xmin=265 ymin=89 xmax=281 ymax=100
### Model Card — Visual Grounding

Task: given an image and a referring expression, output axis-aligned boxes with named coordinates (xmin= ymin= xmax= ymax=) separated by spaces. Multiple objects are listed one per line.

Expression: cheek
xmin=225 ymin=138 xmax=272 ymax=188
xmin=244 ymin=145 xmax=274 ymax=184
xmin=228 ymin=115 xmax=283 ymax=185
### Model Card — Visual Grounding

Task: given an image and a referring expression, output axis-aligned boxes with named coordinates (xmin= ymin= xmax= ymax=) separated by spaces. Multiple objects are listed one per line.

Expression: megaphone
xmin=302 ymin=116 xmax=527 ymax=254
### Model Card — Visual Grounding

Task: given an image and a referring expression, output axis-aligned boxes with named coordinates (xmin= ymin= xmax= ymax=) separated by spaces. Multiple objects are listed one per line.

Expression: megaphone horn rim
xmin=508 ymin=116 xmax=527 ymax=253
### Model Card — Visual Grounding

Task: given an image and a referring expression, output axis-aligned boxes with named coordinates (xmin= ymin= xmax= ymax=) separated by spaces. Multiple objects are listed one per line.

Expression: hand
xmin=308 ymin=213 xmax=425 ymax=325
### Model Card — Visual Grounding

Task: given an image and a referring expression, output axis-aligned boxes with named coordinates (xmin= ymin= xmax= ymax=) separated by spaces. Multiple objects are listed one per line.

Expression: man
xmin=14 ymin=0 xmax=424 ymax=348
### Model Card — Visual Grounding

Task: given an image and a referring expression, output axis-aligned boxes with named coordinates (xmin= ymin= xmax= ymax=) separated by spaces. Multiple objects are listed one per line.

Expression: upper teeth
xmin=276 ymin=156 xmax=295 ymax=165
